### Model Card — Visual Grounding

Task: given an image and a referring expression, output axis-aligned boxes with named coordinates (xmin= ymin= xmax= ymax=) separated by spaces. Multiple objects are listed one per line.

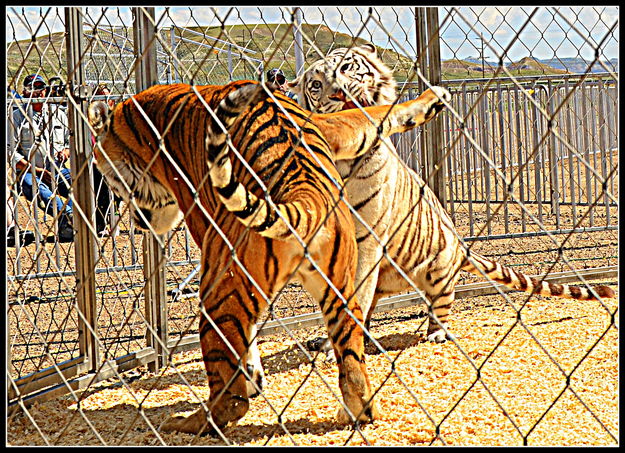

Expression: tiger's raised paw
xmin=390 ymin=85 xmax=452 ymax=134
xmin=418 ymin=86 xmax=452 ymax=122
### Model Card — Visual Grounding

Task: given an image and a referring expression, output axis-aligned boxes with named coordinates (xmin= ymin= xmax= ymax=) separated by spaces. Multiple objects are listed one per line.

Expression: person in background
xmin=6 ymin=86 xmax=35 ymax=247
xmin=6 ymin=185 xmax=35 ymax=247
xmin=266 ymin=68 xmax=298 ymax=100
xmin=90 ymin=83 xmax=118 ymax=236
xmin=8 ymin=74 xmax=74 ymax=243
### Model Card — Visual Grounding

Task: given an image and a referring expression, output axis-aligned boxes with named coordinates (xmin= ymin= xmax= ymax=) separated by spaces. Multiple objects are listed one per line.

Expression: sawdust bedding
xmin=7 ymin=281 xmax=618 ymax=446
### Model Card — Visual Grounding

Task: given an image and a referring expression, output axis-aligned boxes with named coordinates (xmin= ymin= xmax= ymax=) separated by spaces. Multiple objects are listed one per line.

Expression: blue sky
xmin=6 ymin=6 xmax=619 ymax=63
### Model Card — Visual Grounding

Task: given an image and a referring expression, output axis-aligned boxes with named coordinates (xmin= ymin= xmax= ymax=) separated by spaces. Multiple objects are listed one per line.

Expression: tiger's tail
xmin=87 ymin=101 xmax=109 ymax=136
xmin=204 ymin=83 xmax=308 ymax=240
xmin=462 ymin=252 xmax=615 ymax=300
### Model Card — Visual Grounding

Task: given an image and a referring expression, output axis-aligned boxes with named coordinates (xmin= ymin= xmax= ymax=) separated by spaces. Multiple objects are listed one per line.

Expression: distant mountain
xmin=464 ymin=57 xmax=499 ymax=68
xmin=442 ymin=57 xmax=565 ymax=78
xmin=462 ymin=56 xmax=617 ymax=75
xmin=440 ymin=58 xmax=497 ymax=78
xmin=508 ymin=57 xmax=568 ymax=74
xmin=539 ymin=57 xmax=618 ymax=74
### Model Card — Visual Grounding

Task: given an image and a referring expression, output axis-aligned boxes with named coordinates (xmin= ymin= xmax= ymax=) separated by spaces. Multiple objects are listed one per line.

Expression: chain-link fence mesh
xmin=6 ymin=6 xmax=618 ymax=446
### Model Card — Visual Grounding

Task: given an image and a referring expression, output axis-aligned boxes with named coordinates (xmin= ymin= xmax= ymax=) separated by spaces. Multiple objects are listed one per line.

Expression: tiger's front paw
xmin=420 ymin=86 xmax=452 ymax=121
xmin=426 ymin=327 xmax=456 ymax=343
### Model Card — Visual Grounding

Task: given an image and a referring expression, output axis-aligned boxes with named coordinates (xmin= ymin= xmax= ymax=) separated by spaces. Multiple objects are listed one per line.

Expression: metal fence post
xmin=133 ymin=6 xmax=169 ymax=372
xmin=414 ymin=7 xmax=428 ymax=176
xmin=228 ymin=44 xmax=233 ymax=80
xmin=416 ymin=7 xmax=446 ymax=208
xmin=65 ymin=7 xmax=99 ymax=373
xmin=170 ymin=26 xmax=180 ymax=83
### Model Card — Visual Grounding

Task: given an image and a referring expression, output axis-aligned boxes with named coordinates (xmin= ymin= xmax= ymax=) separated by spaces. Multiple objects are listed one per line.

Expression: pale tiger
xmin=287 ymin=44 xmax=616 ymax=358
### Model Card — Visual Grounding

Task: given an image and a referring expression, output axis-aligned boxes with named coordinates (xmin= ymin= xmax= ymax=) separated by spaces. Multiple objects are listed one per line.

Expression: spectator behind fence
xmin=7 ymin=184 xmax=35 ymax=247
xmin=266 ymin=68 xmax=298 ymax=100
xmin=90 ymin=83 xmax=118 ymax=236
xmin=8 ymin=74 xmax=74 ymax=243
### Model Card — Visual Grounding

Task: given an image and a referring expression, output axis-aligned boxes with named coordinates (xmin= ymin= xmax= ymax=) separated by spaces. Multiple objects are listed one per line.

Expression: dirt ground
xmin=6 ymin=158 xmax=618 ymax=446
xmin=7 ymin=203 xmax=618 ymax=379
xmin=6 ymin=279 xmax=618 ymax=446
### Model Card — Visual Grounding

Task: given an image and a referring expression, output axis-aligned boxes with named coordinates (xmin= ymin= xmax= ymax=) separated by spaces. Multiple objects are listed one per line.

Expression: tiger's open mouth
xmin=329 ymin=90 xmax=369 ymax=110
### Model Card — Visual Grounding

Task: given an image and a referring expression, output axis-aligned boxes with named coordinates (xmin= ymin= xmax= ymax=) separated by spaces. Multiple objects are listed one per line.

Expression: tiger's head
xmin=88 ymin=95 xmax=185 ymax=235
xmin=288 ymin=43 xmax=397 ymax=113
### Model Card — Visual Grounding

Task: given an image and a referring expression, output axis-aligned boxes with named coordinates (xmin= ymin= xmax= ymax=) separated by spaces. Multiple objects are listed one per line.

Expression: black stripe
xmin=326 ymin=216 xmax=342 ymax=282
xmin=216 ymin=173 xmax=238 ymax=199
xmin=162 ymin=91 xmax=192 ymax=121
xmin=213 ymin=314 xmax=250 ymax=348
xmin=203 ymin=288 xmax=253 ymax=320
xmin=265 ymin=240 xmax=276 ymax=284
xmin=248 ymin=127 xmax=290 ymax=167
xmin=233 ymin=196 xmax=260 ymax=220
xmin=265 ymin=158 xmax=299 ymax=190
xmin=352 ymin=186 xmax=382 ymax=211
xmin=254 ymin=210 xmax=277 ymax=233
xmin=219 ymin=103 xmax=247 ymax=119
xmin=122 ymin=102 xmax=147 ymax=147
xmin=338 ymin=324 xmax=356 ymax=347
xmin=207 ymin=142 xmax=224 ymax=163
xmin=341 ymin=349 xmax=361 ymax=363
xmin=202 ymin=350 xmax=239 ymax=371
xmin=231 ymin=101 xmax=273 ymax=147
xmin=356 ymin=133 xmax=370 ymax=156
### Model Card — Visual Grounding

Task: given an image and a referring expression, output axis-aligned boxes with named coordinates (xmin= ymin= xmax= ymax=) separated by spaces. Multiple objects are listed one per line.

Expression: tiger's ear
xmin=286 ymin=75 xmax=305 ymax=99
xmin=87 ymin=100 xmax=110 ymax=136
xmin=359 ymin=43 xmax=377 ymax=55
xmin=286 ymin=75 xmax=300 ymax=90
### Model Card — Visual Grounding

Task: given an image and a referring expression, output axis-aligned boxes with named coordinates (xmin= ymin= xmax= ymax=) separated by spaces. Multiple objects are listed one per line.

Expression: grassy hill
xmin=6 ymin=31 xmax=68 ymax=90
xmin=441 ymin=58 xmax=497 ymax=79
xmin=6 ymin=24 xmax=416 ymax=88
xmin=6 ymin=22 xmax=604 ymax=90
xmin=507 ymin=57 xmax=567 ymax=76
xmin=441 ymin=57 xmax=571 ymax=79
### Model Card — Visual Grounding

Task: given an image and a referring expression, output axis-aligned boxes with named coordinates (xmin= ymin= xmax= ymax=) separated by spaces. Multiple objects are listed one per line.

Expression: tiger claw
xmin=430 ymin=86 xmax=452 ymax=104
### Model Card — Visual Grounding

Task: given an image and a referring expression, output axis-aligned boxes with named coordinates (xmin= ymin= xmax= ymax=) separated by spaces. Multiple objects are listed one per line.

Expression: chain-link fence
xmin=6 ymin=6 xmax=618 ymax=446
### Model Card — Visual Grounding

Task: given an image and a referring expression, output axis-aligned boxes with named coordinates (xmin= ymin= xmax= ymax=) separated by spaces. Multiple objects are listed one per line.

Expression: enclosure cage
xmin=5 ymin=6 xmax=618 ymax=446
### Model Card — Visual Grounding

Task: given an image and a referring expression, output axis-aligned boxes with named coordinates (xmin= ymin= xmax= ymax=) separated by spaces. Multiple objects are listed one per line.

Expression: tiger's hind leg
xmin=245 ymin=324 xmax=265 ymax=398
xmin=424 ymin=290 xmax=457 ymax=343
xmin=307 ymin=241 xmax=385 ymax=362
xmin=162 ymin=262 xmax=265 ymax=434
xmin=300 ymin=265 xmax=378 ymax=425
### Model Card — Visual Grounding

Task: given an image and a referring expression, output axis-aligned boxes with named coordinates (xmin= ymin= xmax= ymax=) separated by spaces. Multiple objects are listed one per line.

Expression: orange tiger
xmin=288 ymin=44 xmax=616 ymax=358
xmin=88 ymin=80 xmax=449 ymax=434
